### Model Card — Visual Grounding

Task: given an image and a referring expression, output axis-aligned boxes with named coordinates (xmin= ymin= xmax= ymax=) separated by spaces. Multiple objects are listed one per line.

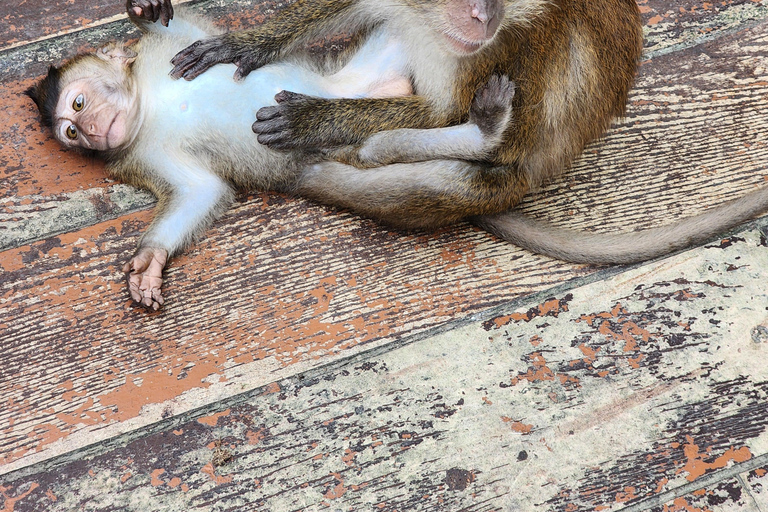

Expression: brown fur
xmin=170 ymin=0 xmax=642 ymax=226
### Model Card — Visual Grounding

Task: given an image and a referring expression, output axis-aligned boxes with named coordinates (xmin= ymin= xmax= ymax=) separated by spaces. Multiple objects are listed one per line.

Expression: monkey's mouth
xmin=442 ymin=33 xmax=485 ymax=55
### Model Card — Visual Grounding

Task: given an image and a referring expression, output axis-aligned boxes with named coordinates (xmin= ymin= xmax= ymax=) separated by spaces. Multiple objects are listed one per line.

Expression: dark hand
xmin=126 ymin=0 xmax=173 ymax=26
xmin=252 ymin=91 xmax=318 ymax=150
xmin=170 ymin=36 xmax=265 ymax=81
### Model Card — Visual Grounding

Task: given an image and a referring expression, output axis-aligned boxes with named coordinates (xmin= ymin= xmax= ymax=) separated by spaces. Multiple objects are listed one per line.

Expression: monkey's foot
xmin=470 ymin=75 xmax=516 ymax=138
xmin=122 ymin=246 xmax=168 ymax=310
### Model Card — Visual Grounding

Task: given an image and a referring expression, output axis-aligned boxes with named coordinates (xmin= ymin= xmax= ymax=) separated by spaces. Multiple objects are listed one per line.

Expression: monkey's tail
xmin=474 ymin=186 xmax=768 ymax=265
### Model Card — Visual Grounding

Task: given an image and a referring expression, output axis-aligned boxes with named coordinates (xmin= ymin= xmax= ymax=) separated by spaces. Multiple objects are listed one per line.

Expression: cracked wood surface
xmin=2 ymin=222 xmax=768 ymax=511
xmin=1 ymin=0 xmax=768 ymax=510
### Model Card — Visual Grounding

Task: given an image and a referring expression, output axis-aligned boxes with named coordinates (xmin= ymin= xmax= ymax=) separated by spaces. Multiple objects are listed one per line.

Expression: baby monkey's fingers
xmin=123 ymin=246 xmax=168 ymax=310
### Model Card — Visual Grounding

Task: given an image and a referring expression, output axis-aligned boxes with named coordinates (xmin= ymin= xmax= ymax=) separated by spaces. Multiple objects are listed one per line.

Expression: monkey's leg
xmin=254 ymin=93 xmax=451 ymax=151
xmin=297 ymin=160 xmax=529 ymax=229
xmin=170 ymin=0 xmax=358 ymax=80
xmin=328 ymin=75 xmax=515 ymax=168
xmin=122 ymin=161 xmax=234 ymax=309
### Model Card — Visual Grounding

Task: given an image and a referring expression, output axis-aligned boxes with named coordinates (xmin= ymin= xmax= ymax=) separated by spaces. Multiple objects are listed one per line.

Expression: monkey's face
xmin=53 ymin=47 xmax=141 ymax=152
xmin=431 ymin=0 xmax=505 ymax=55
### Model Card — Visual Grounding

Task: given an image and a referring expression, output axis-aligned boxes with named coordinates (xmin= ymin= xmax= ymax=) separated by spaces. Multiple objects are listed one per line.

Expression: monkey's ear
xmin=96 ymin=43 xmax=138 ymax=67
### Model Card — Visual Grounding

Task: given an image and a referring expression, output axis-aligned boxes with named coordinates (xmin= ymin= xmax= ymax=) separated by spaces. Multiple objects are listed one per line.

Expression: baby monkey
xmin=26 ymin=0 xmax=513 ymax=309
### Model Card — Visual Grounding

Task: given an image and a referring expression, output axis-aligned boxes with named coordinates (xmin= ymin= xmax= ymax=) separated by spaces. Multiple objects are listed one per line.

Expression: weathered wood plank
xmin=742 ymin=466 xmax=768 ymax=509
xmin=2 ymin=222 xmax=767 ymax=511
xmin=657 ymin=478 xmax=762 ymax=512
xmin=641 ymin=0 xmax=768 ymax=56
xmin=518 ymin=18 xmax=768 ymax=234
xmin=2 ymin=4 xmax=768 ymax=478
xmin=0 ymin=193 xmax=596 ymax=475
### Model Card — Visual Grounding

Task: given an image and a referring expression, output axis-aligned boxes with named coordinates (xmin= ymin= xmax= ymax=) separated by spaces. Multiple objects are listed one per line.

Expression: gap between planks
xmin=618 ymin=452 xmax=768 ymax=512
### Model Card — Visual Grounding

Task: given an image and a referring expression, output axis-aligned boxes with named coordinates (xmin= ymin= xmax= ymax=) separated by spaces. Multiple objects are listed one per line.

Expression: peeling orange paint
xmin=663 ymin=497 xmax=710 ymax=512
xmin=578 ymin=344 xmax=600 ymax=363
xmin=488 ymin=297 xmax=570 ymax=329
xmin=150 ymin=469 xmax=165 ymax=487
xmin=615 ymin=486 xmax=638 ymax=503
xmin=502 ymin=417 xmax=533 ymax=434
xmin=342 ymin=449 xmax=356 ymax=467
xmin=201 ymin=463 xmax=233 ymax=485
xmin=511 ymin=352 xmax=580 ymax=389
xmin=678 ymin=437 xmax=752 ymax=481
xmin=1 ymin=483 xmax=39 ymax=512
xmin=198 ymin=409 xmax=231 ymax=427
xmin=511 ymin=352 xmax=556 ymax=384
xmin=246 ymin=429 xmax=266 ymax=445
xmin=324 ymin=473 xmax=347 ymax=499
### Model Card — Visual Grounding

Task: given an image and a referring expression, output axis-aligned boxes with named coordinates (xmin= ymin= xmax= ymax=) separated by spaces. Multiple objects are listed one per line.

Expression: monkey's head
xmin=415 ymin=0 xmax=505 ymax=55
xmin=26 ymin=43 xmax=142 ymax=153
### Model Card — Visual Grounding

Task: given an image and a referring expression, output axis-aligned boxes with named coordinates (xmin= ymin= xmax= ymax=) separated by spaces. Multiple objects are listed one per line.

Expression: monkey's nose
xmin=471 ymin=5 xmax=489 ymax=24
xmin=471 ymin=1 xmax=501 ymax=38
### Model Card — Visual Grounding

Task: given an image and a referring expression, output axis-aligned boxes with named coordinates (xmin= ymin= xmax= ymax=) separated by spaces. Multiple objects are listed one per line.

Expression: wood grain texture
xmin=518 ymin=18 xmax=768 ymax=235
xmin=0 ymin=194 xmax=594 ymax=474
xmin=2 ymin=0 xmax=768 ymax=500
xmin=2 ymin=223 xmax=767 ymax=511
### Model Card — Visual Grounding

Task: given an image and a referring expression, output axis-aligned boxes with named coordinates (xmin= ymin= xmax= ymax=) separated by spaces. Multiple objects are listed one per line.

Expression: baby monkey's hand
xmin=123 ymin=246 xmax=168 ymax=310
xmin=127 ymin=0 xmax=174 ymax=26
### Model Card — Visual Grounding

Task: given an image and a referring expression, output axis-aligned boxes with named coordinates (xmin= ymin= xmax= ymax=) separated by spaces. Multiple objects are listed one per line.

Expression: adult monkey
xmin=170 ymin=0 xmax=643 ymax=227
xmin=173 ymin=0 xmax=768 ymax=264
xmin=26 ymin=0 xmax=515 ymax=309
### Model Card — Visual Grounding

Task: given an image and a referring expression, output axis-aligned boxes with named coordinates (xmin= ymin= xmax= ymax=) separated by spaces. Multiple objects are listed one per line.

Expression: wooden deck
xmin=1 ymin=0 xmax=768 ymax=510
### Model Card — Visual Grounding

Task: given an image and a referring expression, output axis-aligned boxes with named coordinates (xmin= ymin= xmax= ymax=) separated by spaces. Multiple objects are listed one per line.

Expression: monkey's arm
xmin=170 ymin=0 xmax=358 ymax=80
xmin=253 ymin=92 xmax=456 ymax=151
xmin=127 ymin=0 xmax=221 ymax=39
xmin=117 ymin=154 xmax=234 ymax=309
xmin=327 ymin=75 xmax=514 ymax=167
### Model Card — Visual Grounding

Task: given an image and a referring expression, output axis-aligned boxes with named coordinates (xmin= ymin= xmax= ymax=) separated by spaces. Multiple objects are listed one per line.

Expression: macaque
xmin=26 ymin=0 xmax=514 ymax=309
xmin=170 ymin=0 xmax=643 ymax=226
xmin=172 ymin=0 xmax=768 ymax=265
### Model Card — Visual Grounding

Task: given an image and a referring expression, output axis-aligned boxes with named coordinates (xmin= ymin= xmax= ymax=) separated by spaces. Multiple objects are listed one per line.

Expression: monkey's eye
xmin=72 ymin=94 xmax=85 ymax=112
xmin=66 ymin=125 xmax=78 ymax=140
